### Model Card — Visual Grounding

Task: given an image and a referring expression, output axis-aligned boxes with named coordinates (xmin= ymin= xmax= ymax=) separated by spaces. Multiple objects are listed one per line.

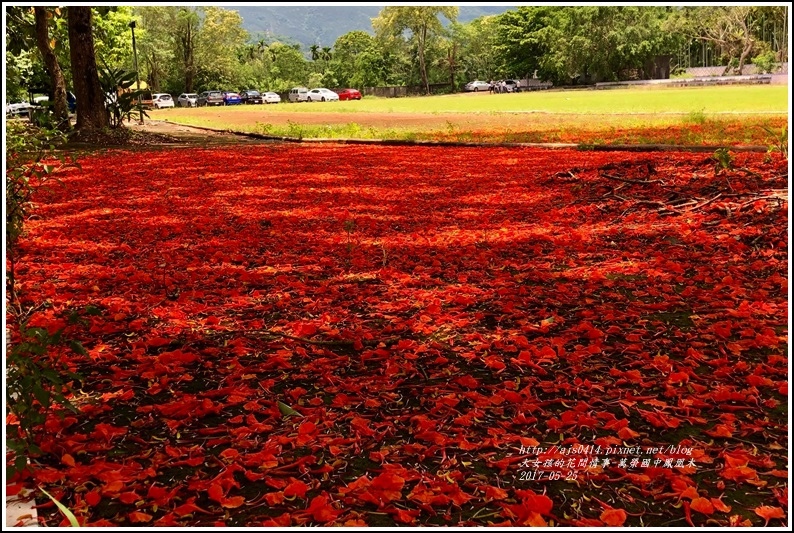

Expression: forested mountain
xmin=230 ymin=5 xmax=511 ymax=47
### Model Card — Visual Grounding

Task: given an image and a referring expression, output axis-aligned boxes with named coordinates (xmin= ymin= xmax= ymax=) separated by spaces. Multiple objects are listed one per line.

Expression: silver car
xmin=177 ymin=93 xmax=199 ymax=107
xmin=465 ymin=80 xmax=491 ymax=92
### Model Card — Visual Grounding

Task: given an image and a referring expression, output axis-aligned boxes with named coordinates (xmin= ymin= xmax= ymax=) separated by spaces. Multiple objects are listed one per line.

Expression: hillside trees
xmin=133 ymin=7 xmax=248 ymax=94
xmin=373 ymin=6 xmax=458 ymax=94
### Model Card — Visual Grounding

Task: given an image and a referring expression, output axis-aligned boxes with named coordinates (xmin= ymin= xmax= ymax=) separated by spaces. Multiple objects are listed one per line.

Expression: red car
xmin=337 ymin=88 xmax=362 ymax=101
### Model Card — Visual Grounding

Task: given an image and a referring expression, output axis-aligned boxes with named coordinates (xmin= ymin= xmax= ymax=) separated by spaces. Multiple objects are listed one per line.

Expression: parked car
xmin=465 ymin=80 xmax=491 ymax=92
xmin=263 ymin=92 xmax=281 ymax=104
xmin=504 ymin=79 xmax=519 ymax=92
xmin=67 ymin=91 xmax=77 ymax=112
xmin=198 ymin=91 xmax=224 ymax=107
xmin=6 ymin=101 xmax=32 ymax=116
xmin=337 ymin=88 xmax=362 ymax=101
xmin=177 ymin=93 xmax=199 ymax=107
xmin=152 ymin=93 xmax=174 ymax=109
xmin=288 ymin=87 xmax=309 ymax=102
xmin=240 ymin=90 xmax=263 ymax=104
xmin=223 ymin=91 xmax=242 ymax=105
xmin=306 ymin=88 xmax=339 ymax=102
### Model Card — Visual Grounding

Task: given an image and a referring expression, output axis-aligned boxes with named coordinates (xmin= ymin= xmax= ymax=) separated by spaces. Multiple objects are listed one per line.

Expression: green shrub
xmin=753 ymin=51 xmax=778 ymax=74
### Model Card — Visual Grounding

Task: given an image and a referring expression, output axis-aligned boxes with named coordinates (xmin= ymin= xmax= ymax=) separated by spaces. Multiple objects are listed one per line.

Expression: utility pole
xmin=129 ymin=20 xmax=143 ymax=125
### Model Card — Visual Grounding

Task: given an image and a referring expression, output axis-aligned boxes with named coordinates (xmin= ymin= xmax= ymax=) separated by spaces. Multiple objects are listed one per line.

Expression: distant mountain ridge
xmin=229 ymin=5 xmax=512 ymax=48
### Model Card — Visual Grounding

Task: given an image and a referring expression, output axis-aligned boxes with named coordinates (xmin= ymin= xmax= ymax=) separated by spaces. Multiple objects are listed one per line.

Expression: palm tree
xmin=320 ymin=46 xmax=332 ymax=74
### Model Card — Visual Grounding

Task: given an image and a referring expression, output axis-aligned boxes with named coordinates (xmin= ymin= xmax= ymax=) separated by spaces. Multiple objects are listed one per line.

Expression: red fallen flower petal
xmin=219 ymin=448 xmax=240 ymax=460
xmin=754 ymin=505 xmax=785 ymax=526
xmin=720 ymin=466 xmax=758 ymax=482
xmin=154 ymin=513 xmax=181 ymax=527
xmin=284 ymin=479 xmax=309 ymax=498
xmin=307 ymin=494 xmax=340 ymax=523
xmin=118 ymin=491 xmax=141 ymax=504
xmin=265 ymin=491 xmax=285 ymax=506
xmin=514 ymin=490 xmax=553 ymax=516
xmin=174 ymin=502 xmax=206 ymax=517
xmin=298 ymin=421 xmax=317 ymax=435
xmin=600 ymin=508 xmax=627 ymax=526
xmin=710 ymin=497 xmax=732 ymax=513
xmin=484 ymin=485 xmax=509 ymax=501
xmin=371 ymin=472 xmax=405 ymax=492
xmin=128 ymin=511 xmax=153 ymax=523
xmin=392 ymin=507 xmax=419 ymax=524
xmin=262 ymin=513 xmax=292 ymax=527
xmin=208 ymin=482 xmax=225 ymax=503
xmin=146 ymin=484 xmax=168 ymax=504
xmin=221 ymin=495 xmax=246 ymax=509
xmin=84 ymin=490 xmax=101 ymax=507
xmin=690 ymin=497 xmax=714 ymax=515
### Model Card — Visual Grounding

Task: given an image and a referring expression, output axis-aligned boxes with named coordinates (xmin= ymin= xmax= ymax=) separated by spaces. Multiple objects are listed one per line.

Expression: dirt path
xmin=125 ymin=119 xmax=274 ymax=145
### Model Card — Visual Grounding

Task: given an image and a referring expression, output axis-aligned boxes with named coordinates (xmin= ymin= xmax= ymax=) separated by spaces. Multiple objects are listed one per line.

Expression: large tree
xmin=495 ymin=6 xmax=676 ymax=84
xmin=680 ymin=6 xmax=757 ymax=75
xmin=68 ymin=6 xmax=107 ymax=131
xmin=373 ymin=6 xmax=458 ymax=94
xmin=194 ymin=7 xmax=248 ymax=90
xmin=6 ymin=7 xmax=70 ymax=126
xmin=33 ymin=7 xmax=70 ymax=129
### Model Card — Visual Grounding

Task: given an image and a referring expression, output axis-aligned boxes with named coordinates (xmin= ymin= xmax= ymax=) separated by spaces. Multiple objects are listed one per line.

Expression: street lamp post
xmin=129 ymin=20 xmax=143 ymax=125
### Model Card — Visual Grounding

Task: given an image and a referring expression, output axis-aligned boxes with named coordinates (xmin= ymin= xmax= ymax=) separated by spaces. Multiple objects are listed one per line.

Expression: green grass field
xmin=158 ymin=85 xmax=789 ymax=146
xmin=179 ymin=85 xmax=787 ymax=114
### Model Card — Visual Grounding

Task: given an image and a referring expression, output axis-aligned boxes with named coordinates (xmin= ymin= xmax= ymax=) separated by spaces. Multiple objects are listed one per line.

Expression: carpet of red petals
xmin=9 ymin=144 xmax=788 ymax=526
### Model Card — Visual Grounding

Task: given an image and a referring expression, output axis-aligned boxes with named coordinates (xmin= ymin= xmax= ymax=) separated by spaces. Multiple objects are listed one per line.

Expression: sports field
xmin=157 ymin=85 xmax=788 ymax=145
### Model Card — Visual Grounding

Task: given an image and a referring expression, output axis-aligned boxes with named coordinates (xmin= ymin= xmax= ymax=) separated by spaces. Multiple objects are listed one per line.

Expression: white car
xmin=306 ymin=88 xmax=339 ymax=102
xmin=152 ymin=93 xmax=175 ymax=109
xmin=465 ymin=80 xmax=491 ymax=92
xmin=263 ymin=92 xmax=281 ymax=104
xmin=6 ymin=102 xmax=32 ymax=116
xmin=177 ymin=93 xmax=198 ymax=107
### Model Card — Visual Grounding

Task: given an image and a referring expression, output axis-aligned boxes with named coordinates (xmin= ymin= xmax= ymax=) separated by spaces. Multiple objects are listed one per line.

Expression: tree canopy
xmin=5 ymin=5 xmax=789 ymax=104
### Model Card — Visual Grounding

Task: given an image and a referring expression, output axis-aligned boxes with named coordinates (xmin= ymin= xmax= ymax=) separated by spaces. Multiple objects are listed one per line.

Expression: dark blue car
xmin=67 ymin=91 xmax=77 ymax=112
xmin=222 ymin=91 xmax=242 ymax=105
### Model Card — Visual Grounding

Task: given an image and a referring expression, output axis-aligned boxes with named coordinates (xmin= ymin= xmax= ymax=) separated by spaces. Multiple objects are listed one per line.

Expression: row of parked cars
xmin=287 ymin=87 xmax=362 ymax=102
xmin=177 ymin=90 xmax=283 ymax=107
xmin=7 ymin=86 xmax=365 ymax=117
xmin=161 ymin=87 xmax=363 ymax=108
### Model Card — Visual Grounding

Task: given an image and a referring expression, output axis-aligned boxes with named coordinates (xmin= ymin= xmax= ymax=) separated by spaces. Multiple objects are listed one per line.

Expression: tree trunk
xmin=68 ymin=6 xmax=107 ymax=131
xmin=181 ymin=22 xmax=195 ymax=93
xmin=448 ymin=43 xmax=457 ymax=92
xmin=419 ymin=25 xmax=429 ymax=95
xmin=737 ymin=39 xmax=754 ymax=75
xmin=33 ymin=7 xmax=70 ymax=131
